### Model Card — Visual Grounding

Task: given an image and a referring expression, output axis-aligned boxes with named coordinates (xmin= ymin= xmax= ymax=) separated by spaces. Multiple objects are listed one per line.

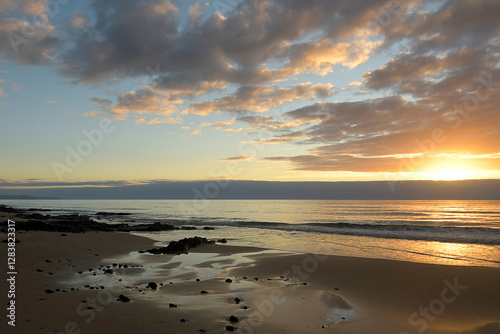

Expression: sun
xmin=429 ymin=169 xmax=472 ymax=181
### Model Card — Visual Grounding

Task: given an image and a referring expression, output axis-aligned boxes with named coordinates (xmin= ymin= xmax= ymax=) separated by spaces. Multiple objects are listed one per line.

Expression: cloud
xmin=134 ymin=117 xmax=182 ymax=125
xmin=89 ymin=89 xmax=182 ymax=120
xmin=83 ymin=111 xmax=102 ymax=117
xmin=71 ymin=13 xmax=90 ymax=30
xmin=219 ymin=156 xmax=252 ymax=161
xmin=44 ymin=100 xmax=57 ymax=104
xmin=199 ymin=118 xmax=236 ymax=127
xmin=0 ymin=79 xmax=5 ymax=97
xmin=0 ymin=0 xmax=63 ymax=65
xmin=0 ymin=0 xmax=49 ymax=15
xmin=53 ymin=0 xmax=391 ymax=117
xmin=189 ymin=83 xmax=336 ymax=115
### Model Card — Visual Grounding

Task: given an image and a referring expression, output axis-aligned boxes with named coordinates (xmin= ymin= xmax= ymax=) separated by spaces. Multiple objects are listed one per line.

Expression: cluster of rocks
xmin=0 ymin=205 xmax=217 ymax=234
xmin=141 ymin=236 xmax=213 ymax=254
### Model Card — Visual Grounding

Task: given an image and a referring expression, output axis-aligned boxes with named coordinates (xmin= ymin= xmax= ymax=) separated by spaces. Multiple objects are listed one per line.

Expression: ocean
xmin=3 ymin=199 xmax=500 ymax=268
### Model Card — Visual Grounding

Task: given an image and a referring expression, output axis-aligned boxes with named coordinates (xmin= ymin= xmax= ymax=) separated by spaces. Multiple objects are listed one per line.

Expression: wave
xmin=125 ymin=215 xmax=500 ymax=246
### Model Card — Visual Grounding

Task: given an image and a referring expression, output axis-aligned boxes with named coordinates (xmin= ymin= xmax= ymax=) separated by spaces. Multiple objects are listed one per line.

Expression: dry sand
xmin=1 ymin=210 xmax=500 ymax=334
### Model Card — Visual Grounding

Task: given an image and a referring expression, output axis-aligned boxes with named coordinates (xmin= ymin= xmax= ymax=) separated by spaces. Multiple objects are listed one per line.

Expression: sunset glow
xmin=0 ymin=0 xmax=499 ymax=192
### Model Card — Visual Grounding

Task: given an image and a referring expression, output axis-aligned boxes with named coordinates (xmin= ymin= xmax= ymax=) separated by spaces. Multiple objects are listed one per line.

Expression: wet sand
xmin=1 ymin=210 xmax=500 ymax=334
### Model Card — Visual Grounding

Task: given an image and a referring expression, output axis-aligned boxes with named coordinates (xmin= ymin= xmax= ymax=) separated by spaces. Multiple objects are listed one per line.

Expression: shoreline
xmin=1 ymin=206 xmax=500 ymax=333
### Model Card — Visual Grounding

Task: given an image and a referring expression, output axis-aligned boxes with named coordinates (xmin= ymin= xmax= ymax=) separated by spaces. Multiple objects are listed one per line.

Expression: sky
xmin=1 ymin=0 xmax=500 ymax=192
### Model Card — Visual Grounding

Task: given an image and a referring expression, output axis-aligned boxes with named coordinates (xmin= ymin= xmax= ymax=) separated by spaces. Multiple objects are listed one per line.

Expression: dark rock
xmin=180 ymin=319 xmax=188 ymax=323
xmin=180 ymin=226 xmax=197 ymax=230
xmin=225 ymin=279 xmax=233 ymax=283
xmin=168 ymin=303 xmax=178 ymax=308
xmin=234 ymin=297 xmax=241 ymax=304
xmin=148 ymin=282 xmax=158 ymax=290
xmin=203 ymin=227 xmax=215 ymax=230
xmin=229 ymin=315 xmax=239 ymax=323
xmin=95 ymin=212 xmax=131 ymax=216
xmin=36 ymin=269 xmax=44 ymax=272
xmin=45 ymin=289 xmax=55 ymax=294
xmin=60 ymin=234 xmax=67 ymax=237
xmin=217 ymin=238 xmax=228 ymax=244
xmin=200 ymin=290 xmax=209 ymax=294
xmin=103 ymin=269 xmax=113 ymax=274
xmin=117 ymin=295 xmax=130 ymax=302
xmin=144 ymin=237 xmax=209 ymax=255
xmin=225 ymin=326 xmax=236 ymax=331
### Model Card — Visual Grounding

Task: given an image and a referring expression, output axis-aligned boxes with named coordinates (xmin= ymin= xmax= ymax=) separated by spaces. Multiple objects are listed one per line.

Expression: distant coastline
xmin=1 ymin=179 xmax=500 ymax=200
xmin=0 ymin=195 xmax=60 ymax=200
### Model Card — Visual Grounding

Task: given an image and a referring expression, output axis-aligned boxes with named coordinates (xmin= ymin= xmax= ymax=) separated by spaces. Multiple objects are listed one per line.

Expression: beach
xmin=1 ymin=207 xmax=500 ymax=334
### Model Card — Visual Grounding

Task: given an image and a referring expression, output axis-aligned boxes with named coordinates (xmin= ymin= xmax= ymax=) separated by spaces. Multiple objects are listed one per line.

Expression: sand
xmin=1 ymin=210 xmax=500 ymax=334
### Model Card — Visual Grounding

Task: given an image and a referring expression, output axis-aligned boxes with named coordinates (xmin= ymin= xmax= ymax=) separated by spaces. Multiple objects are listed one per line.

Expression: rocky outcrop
xmin=142 ymin=237 xmax=213 ymax=255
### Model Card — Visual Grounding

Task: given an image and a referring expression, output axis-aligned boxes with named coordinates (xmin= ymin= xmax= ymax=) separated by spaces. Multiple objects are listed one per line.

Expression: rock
xmin=117 ymin=295 xmax=130 ymax=302
xmin=144 ymin=237 xmax=210 ymax=254
xmin=168 ymin=303 xmax=178 ymax=308
xmin=148 ymin=282 xmax=158 ymax=290
xmin=225 ymin=326 xmax=236 ymax=331
xmin=45 ymin=289 xmax=55 ymax=294
xmin=203 ymin=227 xmax=215 ymax=230
xmin=217 ymin=238 xmax=228 ymax=244
xmin=60 ymin=234 xmax=67 ymax=236
xmin=180 ymin=319 xmax=188 ymax=323
xmin=200 ymin=290 xmax=209 ymax=294
xmin=234 ymin=297 xmax=241 ymax=304
xmin=95 ymin=212 xmax=131 ymax=216
xmin=229 ymin=315 xmax=239 ymax=323
xmin=225 ymin=278 xmax=233 ymax=283
xmin=103 ymin=269 xmax=113 ymax=274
